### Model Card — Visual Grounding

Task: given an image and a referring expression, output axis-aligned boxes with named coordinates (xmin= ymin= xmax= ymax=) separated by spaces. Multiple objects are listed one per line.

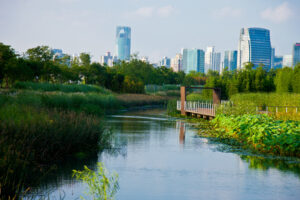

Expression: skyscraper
xmin=237 ymin=27 xmax=272 ymax=70
xmin=171 ymin=53 xmax=182 ymax=72
xmin=224 ymin=50 xmax=237 ymax=71
xmin=205 ymin=46 xmax=221 ymax=73
xmin=273 ymin=56 xmax=283 ymax=69
xmin=116 ymin=26 xmax=131 ymax=61
xmin=159 ymin=56 xmax=171 ymax=68
xmin=100 ymin=52 xmax=117 ymax=67
xmin=292 ymin=43 xmax=300 ymax=67
xmin=283 ymin=55 xmax=293 ymax=67
xmin=182 ymin=48 xmax=205 ymax=74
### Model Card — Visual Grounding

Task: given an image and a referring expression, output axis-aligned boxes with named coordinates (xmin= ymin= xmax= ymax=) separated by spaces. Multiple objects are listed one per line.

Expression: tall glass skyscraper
xmin=205 ymin=46 xmax=221 ymax=73
xmin=237 ymin=27 xmax=272 ymax=70
xmin=182 ymin=49 xmax=205 ymax=74
xmin=292 ymin=43 xmax=300 ymax=67
xmin=116 ymin=26 xmax=131 ymax=61
xmin=224 ymin=50 xmax=237 ymax=71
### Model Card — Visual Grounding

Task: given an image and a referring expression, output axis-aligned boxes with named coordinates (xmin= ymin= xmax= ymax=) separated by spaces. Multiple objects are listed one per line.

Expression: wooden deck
xmin=177 ymin=101 xmax=216 ymax=119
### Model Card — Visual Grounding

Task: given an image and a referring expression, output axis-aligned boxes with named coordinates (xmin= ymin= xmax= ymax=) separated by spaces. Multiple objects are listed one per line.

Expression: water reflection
xmin=22 ymin=109 xmax=300 ymax=200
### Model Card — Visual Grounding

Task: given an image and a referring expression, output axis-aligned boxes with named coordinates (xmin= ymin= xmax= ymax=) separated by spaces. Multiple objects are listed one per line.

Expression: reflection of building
xmin=283 ymin=55 xmax=293 ymax=67
xmin=159 ymin=56 xmax=171 ymax=68
xmin=224 ymin=50 xmax=237 ymax=71
xmin=205 ymin=46 xmax=221 ymax=73
xmin=171 ymin=53 xmax=182 ymax=72
xmin=100 ymin=52 xmax=117 ymax=67
xmin=182 ymin=48 xmax=205 ymax=74
xmin=293 ymin=43 xmax=300 ymax=67
xmin=237 ymin=27 xmax=272 ymax=70
xmin=116 ymin=26 xmax=131 ymax=61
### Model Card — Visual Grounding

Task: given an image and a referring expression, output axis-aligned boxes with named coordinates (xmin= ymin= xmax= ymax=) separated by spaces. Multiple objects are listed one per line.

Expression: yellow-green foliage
xmin=230 ymin=93 xmax=300 ymax=107
xmin=73 ymin=162 xmax=119 ymax=200
xmin=212 ymin=114 xmax=300 ymax=157
xmin=186 ymin=93 xmax=211 ymax=101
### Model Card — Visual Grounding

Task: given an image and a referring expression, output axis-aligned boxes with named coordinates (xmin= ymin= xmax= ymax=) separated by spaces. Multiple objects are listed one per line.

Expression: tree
xmin=80 ymin=53 xmax=91 ymax=67
xmin=0 ymin=43 xmax=17 ymax=87
xmin=26 ymin=46 xmax=53 ymax=62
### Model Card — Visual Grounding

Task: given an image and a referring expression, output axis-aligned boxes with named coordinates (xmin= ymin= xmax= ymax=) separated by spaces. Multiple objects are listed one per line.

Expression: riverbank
xmin=0 ymin=82 xmax=172 ymax=198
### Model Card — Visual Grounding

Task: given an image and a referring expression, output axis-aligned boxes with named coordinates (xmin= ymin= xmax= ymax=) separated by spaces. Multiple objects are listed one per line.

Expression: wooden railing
xmin=177 ymin=101 xmax=216 ymax=117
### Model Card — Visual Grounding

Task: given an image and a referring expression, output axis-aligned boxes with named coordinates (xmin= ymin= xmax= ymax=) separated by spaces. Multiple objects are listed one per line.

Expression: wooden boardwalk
xmin=177 ymin=101 xmax=216 ymax=119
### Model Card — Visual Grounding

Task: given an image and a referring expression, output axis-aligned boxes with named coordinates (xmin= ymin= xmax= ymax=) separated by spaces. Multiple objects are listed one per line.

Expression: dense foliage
xmin=1 ymin=42 xmax=300 ymax=96
xmin=211 ymin=114 xmax=300 ymax=157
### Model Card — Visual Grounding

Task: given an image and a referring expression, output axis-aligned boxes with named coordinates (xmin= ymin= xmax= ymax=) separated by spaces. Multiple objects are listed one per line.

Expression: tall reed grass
xmin=0 ymin=104 xmax=112 ymax=198
xmin=14 ymin=81 xmax=111 ymax=94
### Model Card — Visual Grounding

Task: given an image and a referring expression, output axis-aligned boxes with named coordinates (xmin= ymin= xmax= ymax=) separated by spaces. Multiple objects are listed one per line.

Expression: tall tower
xmin=224 ymin=50 xmax=237 ymax=71
xmin=237 ymin=27 xmax=272 ymax=70
xmin=293 ymin=43 xmax=300 ymax=67
xmin=116 ymin=26 xmax=131 ymax=61
xmin=182 ymin=48 xmax=205 ymax=74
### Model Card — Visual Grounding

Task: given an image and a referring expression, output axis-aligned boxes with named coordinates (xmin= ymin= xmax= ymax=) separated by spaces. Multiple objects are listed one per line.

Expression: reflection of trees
xmin=240 ymin=155 xmax=300 ymax=178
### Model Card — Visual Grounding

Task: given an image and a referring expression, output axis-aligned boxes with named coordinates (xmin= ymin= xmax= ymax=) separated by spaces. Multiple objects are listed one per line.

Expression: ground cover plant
xmin=210 ymin=114 xmax=300 ymax=157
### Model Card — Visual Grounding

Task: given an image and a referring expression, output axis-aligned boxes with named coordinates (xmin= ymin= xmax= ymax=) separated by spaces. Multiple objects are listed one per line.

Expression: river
xmin=26 ymin=109 xmax=300 ymax=200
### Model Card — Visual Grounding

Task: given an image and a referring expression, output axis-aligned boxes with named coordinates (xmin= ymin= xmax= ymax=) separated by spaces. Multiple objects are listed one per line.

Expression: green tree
xmin=80 ymin=53 xmax=91 ymax=67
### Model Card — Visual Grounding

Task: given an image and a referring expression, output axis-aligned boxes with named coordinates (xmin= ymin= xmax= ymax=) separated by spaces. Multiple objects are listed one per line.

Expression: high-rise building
xmin=205 ymin=46 xmax=221 ymax=73
xmin=171 ymin=53 xmax=182 ymax=72
xmin=159 ymin=56 xmax=171 ymax=68
xmin=237 ymin=27 xmax=272 ymax=70
xmin=116 ymin=26 xmax=131 ymax=61
xmin=292 ymin=43 xmax=300 ymax=67
xmin=224 ymin=50 xmax=237 ymax=71
xmin=100 ymin=52 xmax=117 ymax=67
xmin=273 ymin=56 xmax=283 ymax=69
xmin=182 ymin=48 xmax=205 ymax=74
xmin=283 ymin=55 xmax=293 ymax=67
xmin=140 ymin=56 xmax=149 ymax=63
xmin=271 ymin=48 xmax=275 ymax=69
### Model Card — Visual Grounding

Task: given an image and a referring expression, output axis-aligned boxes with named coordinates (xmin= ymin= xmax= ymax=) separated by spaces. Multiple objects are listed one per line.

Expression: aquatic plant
xmin=211 ymin=114 xmax=300 ymax=157
xmin=73 ymin=162 xmax=119 ymax=200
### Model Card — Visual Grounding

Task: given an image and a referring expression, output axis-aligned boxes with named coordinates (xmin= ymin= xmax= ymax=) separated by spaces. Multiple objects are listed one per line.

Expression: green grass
xmin=0 ymin=104 xmax=112 ymax=198
xmin=14 ymin=81 xmax=111 ymax=94
xmin=0 ymin=90 xmax=121 ymax=116
xmin=230 ymin=93 xmax=300 ymax=107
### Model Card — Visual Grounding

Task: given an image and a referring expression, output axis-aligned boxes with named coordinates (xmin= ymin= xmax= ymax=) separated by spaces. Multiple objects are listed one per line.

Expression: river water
xmin=28 ymin=109 xmax=300 ymax=200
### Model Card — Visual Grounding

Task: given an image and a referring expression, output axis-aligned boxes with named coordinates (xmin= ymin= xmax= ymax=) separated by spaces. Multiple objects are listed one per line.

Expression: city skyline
xmin=1 ymin=0 xmax=299 ymax=63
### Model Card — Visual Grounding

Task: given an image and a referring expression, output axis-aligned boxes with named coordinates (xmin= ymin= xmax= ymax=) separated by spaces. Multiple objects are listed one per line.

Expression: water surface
xmin=28 ymin=109 xmax=300 ymax=200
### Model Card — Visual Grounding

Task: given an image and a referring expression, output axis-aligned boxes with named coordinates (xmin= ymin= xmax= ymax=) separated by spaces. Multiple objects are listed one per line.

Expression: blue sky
xmin=1 ymin=0 xmax=299 ymax=62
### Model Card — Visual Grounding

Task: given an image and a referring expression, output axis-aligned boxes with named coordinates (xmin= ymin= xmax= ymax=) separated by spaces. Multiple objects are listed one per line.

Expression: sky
xmin=1 ymin=0 xmax=299 ymax=63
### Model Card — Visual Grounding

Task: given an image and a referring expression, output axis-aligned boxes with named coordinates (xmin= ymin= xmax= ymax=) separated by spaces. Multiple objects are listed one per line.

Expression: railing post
xmin=180 ymin=86 xmax=186 ymax=115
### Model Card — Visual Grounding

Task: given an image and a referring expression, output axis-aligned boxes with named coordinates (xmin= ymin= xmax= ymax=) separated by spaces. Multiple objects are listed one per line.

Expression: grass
xmin=0 ymin=104 xmax=112 ymax=199
xmin=116 ymin=93 xmax=170 ymax=108
xmin=14 ymin=81 xmax=111 ymax=94
xmin=0 ymin=90 xmax=121 ymax=116
xmin=218 ymin=93 xmax=300 ymax=120
xmin=186 ymin=93 xmax=212 ymax=102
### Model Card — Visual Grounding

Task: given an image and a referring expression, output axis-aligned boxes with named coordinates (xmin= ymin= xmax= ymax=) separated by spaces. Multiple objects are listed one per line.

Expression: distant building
xmin=100 ymin=52 xmax=117 ymax=67
xmin=116 ymin=26 xmax=131 ymax=61
xmin=292 ymin=43 xmax=300 ymax=67
xmin=159 ymin=56 xmax=171 ymax=68
xmin=140 ymin=56 xmax=149 ymax=63
xmin=224 ymin=50 xmax=237 ymax=71
xmin=171 ymin=53 xmax=182 ymax=72
xmin=205 ymin=46 xmax=221 ymax=73
xmin=283 ymin=55 xmax=293 ymax=67
xmin=182 ymin=48 xmax=205 ymax=74
xmin=273 ymin=56 xmax=283 ymax=69
xmin=52 ymin=49 xmax=64 ymax=60
xmin=237 ymin=27 xmax=272 ymax=70
xmin=271 ymin=48 xmax=275 ymax=69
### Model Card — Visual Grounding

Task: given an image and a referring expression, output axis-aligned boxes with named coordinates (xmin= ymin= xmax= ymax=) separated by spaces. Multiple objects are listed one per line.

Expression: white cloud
xmin=261 ymin=2 xmax=293 ymax=23
xmin=157 ymin=5 xmax=175 ymax=17
xmin=128 ymin=5 xmax=175 ymax=18
xmin=134 ymin=7 xmax=155 ymax=17
xmin=213 ymin=6 xmax=242 ymax=18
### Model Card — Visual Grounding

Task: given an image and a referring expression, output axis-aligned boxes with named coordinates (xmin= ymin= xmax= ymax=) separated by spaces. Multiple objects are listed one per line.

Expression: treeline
xmin=199 ymin=63 xmax=300 ymax=99
xmin=0 ymin=43 xmax=184 ymax=93
xmin=1 ymin=42 xmax=299 ymax=97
